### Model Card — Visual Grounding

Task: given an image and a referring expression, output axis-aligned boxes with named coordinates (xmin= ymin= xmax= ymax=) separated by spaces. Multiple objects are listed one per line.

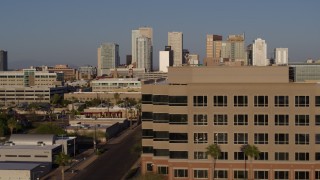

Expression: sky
xmin=0 ymin=0 xmax=319 ymax=70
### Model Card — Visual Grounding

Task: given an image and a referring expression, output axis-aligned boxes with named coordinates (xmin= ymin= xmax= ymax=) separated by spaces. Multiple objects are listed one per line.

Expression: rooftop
xmin=0 ymin=162 xmax=40 ymax=170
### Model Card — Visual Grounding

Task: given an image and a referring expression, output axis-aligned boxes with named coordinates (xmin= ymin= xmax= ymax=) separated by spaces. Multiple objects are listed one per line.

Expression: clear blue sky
xmin=0 ymin=0 xmax=319 ymax=69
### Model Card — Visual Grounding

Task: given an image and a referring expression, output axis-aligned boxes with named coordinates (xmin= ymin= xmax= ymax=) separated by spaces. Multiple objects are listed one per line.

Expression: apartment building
xmin=141 ymin=66 xmax=320 ymax=180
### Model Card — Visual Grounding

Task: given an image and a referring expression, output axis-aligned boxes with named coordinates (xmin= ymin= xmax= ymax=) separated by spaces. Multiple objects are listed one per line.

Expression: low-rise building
xmin=91 ymin=78 xmax=141 ymax=92
xmin=0 ymin=162 xmax=50 ymax=180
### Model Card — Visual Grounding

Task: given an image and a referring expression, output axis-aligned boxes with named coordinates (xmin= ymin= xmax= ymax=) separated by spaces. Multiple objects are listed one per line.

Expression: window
xmin=234 ymin=152 xmax=247 ymax=160
xmin=174 ymin=169 xmax=188 ymax=178
xmin=275 ymin=171 xmax=289 ymax=180
xmin=275 ymin=133 xmax=289 ymax=144
xmin=193 ymin=169 xmax=208 ymax=179
xmin=295 ymin=134 xmax=309 ymax=145
xmin=153 ymin=113 xmax=169 ymax=123
xmin=217 ymin=152 xmax=228 ymax=160
xmin=275 ymin=152 xmax=289 ymax=161
xmin=295 ymin=115 xmax=309 ymax=126
xmin=234 ymin=170 xmax=248 ymax=180
xmin=193 ymin=96 xmax=207 ymax=106
xmin=170 ymin=151 xmax=188 ymax=159
xmin=142 ymin=94 xmax=152 ymax=104
xmin=194 ymin=151 xmax=208 ymax=159
xmin=194 ymin=114 xmax=208 ymax=125
xmin=295 ymin=152 xmax=309 ymax=161
xmin=316 ymin=134 xmax=320 ymax=144
xmin=146 ymin=163 xmax=153 ymax=172
xmin=214 ymin=170 xmax=228 ymax=179
xmin=142 ymin=129 xmax=153 ymax=139
xmin=153 ymin=131 xmax=169 ymax=141
xmin=295 ymin=171 xmax=309 ymax=180
xmin=169 ymin=133 xmax=188 ymax=143
xmin=275 ymin=115 xmax=289 ymax=126
xmin=316 ymin=115 xmax=320 ymax=125
xmin=234 ymin=114 xmax=248 ymax=125
xmin=254 ymin=133 xmax=268 ymax=144
xmin=234 ymin=96 xmax=248 ymax=107
xmin=254 ymin=171 xmax=268 ymax=179
xmin=34 ymin=155 xmax=48 ymax=158
xmin=153 ymin=149 xmax=169 ymax=157
xmin=316 ymin=96 xmax=320 ymax=107
xmin=255 ymin=152 xmax=268 ymax=160
xmin=254 ymin=95 xmax=268 ymax=107
xmin=214 ymin=114 xmax=228 ymax=125
xmin=214 ymin=96 xmax=227 ymax=106
xmin=315 ymin=152 xmax=320 ymax=161
xmin=142 ymin=146 xmax=153 ymax=154
xmin=316 ymin=171 xmax=320 ymax=180
xmin=169 ymin=96 xmax=188 ymax=106
xmin=158 ymin=166 xmax=168 ymax=175
xmin=254 ymin=114 xmax=268 ymax=125
xmin=169 ymin=114 xmax=188 ymax=124
xmin=234 ymin=133 xmax=248 ymax=144
xmin=194 ymin=133 xmax=208 ymax=144
xmin=152 ymin=95 xmax=168 ymax=105
xmin=214 ymin=133 xmax=228 ymax=144
xmin=141 ymin=112 xmax=153 ymax=121
xmin=275 ymin=96 xmax=289 ymax=107
xmin=295 ymin=96 xmax=309 ymax=107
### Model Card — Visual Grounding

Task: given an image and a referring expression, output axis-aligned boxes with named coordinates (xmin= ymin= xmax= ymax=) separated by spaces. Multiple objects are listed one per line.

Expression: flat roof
xmin=0 ymin=162 xmax=40 ymax=170
xmin=0 ymin=144 xmax=60 ymax=150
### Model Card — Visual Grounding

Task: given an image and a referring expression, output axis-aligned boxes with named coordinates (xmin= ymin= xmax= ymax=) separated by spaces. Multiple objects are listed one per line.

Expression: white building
xmin=97 ymin=43 xmax=120 ymax=76
xmin=137 ymin=37 xmax=152 ymax=72
xmin=168 ymin=32 xmax=183 ymax=66
xmin=275 ymin=48 xmax=288 ymax=65
xmin=159 ymin=51 xmax=170 ymax=72
xmin=91 ymin=78 xmax=141 ymax=92
xmin=252 ymin=38 xmax=268 ymax=66
xmin=188 ymin=54 xmax=199 ymax=66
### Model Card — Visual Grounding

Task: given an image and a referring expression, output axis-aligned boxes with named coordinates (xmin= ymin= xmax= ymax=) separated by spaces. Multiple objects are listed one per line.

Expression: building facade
xmin=168 ymin=32 xmax=183 ymax=66
xmin=132 ymin=27 xmax=153 ymax=71
xmin=78 ymin=65 xmax=97 ymax=80
xmin=137 ymin=37 xmax=152 ymax=72
xmin=206 ymin=34 xmax=223 ymax=59
xmin=159 ymin=46 xmax=173 ymax=73
xmin=97 ymin=43 xmax=120 ymax=76
xmin=275 ymin=48 xmax=289 ymax=65
xmin=0 ymin=50 xmax=8 ymax=71
xmin=253 ymin=38 xmax=268 ymax=66
xmin=141 ymin=66 xmax=320 ymax=180
xmin=91 ymin=78 xmax=141 ymax=92
xmin=289 ymin=62 xmax=320 ymax=82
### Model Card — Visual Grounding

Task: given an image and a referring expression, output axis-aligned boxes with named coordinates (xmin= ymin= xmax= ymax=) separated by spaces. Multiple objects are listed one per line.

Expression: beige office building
xmin=141 ymin=66 xmax=320 ymax=180
xmin=168 ymin=32 xmax=183 ymax=66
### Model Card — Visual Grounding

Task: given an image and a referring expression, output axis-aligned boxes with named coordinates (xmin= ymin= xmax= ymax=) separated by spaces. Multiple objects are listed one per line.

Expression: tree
xmin=206 ymin=143 xmax=221 ymax=180
xmin=54 ymin=152 xmax=71 ymax=180
xmin=114 ymin=93 xmax=120 ymax=104
xmin=241 ymin=144 xmax=260 ymax=180
xmin=7 ymin=117 xmax=18 ymax=134
xmin=51 ymin=94 xmax=62 ymax=105
xmin=34 ymin=123 xmax=66 ymax=135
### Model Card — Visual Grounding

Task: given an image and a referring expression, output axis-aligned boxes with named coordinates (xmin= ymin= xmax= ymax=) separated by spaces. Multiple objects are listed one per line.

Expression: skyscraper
xmin=97 ymin=43 xmax=120 ymax=76
xmin=0 ymin=50 xmax=8 ymax=71
xmin=274 ymin=48 xmax=288 ymax=65
xmin=137 ymin=37 xmax=152 ymax=72
xmin=206 ymin=34 xmax=223 ymax=58
xmin=168 ymin=32 xmax=183 ymax=66
xmin=131 ymin=27 xmax=153 ymax=71
xmin=252 ymin=38 xmax=268 ymax=66
xmin=226 ymin=34 xmax=246 ymax=61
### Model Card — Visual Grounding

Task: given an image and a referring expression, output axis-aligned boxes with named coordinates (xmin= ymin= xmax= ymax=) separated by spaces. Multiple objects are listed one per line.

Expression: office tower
xmin=206 ymin=34 xmax=223 ymax=58
xmin=168 ymin=32 xmax=183 ymax=66
xmin=227 ymin=34 xmax=246 ymax=61
xmin=0 ymin=50 xmax=8 ymax=71
xmin=137 ymin=37 xmax=152 ymax=72
xmin=182 ymin=49 xmax=189 ymax=65
xmin=142 ymin=65 xmax=320 ymax=179
xmin=252 ymin=38 xmax=268 ymax=66
xmin=247 ymin=44 xmax=253 ymax=65
xmin=188 ymin=54 xmax=199 ymax=66
xmin=126 ymin=55 xmax=132 ymax=66
xmin=275 ymin=48 xmax=288 ymax=65
xmin=97 ymin=43 xmax=120 ymax=76
xmin=132 ymin=27 xmax=153 ymax=71
xmin=159 ymin=46 xmax=173 ymax=72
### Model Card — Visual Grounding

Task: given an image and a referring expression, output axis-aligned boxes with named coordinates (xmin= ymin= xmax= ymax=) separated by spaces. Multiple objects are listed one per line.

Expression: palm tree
xmin=241 ymin=144 xmax=260 ymax=180
xmin=7 ymin=117 xmax=18 ymax=134
xmin=54 ymin=152 xmax=71 ymax=180
xmin=206 ymin=143 xmax=221 ymax=180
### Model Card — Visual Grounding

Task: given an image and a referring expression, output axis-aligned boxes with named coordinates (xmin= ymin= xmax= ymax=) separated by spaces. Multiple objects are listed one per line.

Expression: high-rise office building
xmin=0 ymin=50 xmax=8 ymax=71
xmin=137 ymin=37 xmax=152 ymax=72
xmin=168 ymin=32 xmax=183 ymax=66
xmin=132 ymin=27 xmax=153 ymax=71
xmin=226 ymin=34 xmax=246 ymax=61
xmin=97 ymin=43 xmax=120 ymax=76
xmin=126 ymin=55 xmax=132 ymax=66
xmin=206 ymin=34 xmax=223 ymax=58
xmin=275 ymin=48 xmax=288 ymax=65
xmin=253 ymin=38 xmax=268 ymax=66
xmin=159 ymin=46 xmax=173 ymax=73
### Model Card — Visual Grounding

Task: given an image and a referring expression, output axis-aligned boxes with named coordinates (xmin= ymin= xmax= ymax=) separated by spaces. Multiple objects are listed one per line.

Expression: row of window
xmin=143 ymin=130 xmax=320 ymax=145
xmin=144 ymin=148 xmax=320 ymax=162
xmin=142 ymin=112 xmax=320 ymax=126
xmin=147 ymin=166 xmax=316 ymax=180
xmin=142 ymin=94 xmax=320 ymax=107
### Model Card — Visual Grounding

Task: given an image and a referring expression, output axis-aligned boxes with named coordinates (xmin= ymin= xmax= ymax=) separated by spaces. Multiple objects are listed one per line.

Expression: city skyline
xmin=0 ymin=1 xmax=319 ymax=69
